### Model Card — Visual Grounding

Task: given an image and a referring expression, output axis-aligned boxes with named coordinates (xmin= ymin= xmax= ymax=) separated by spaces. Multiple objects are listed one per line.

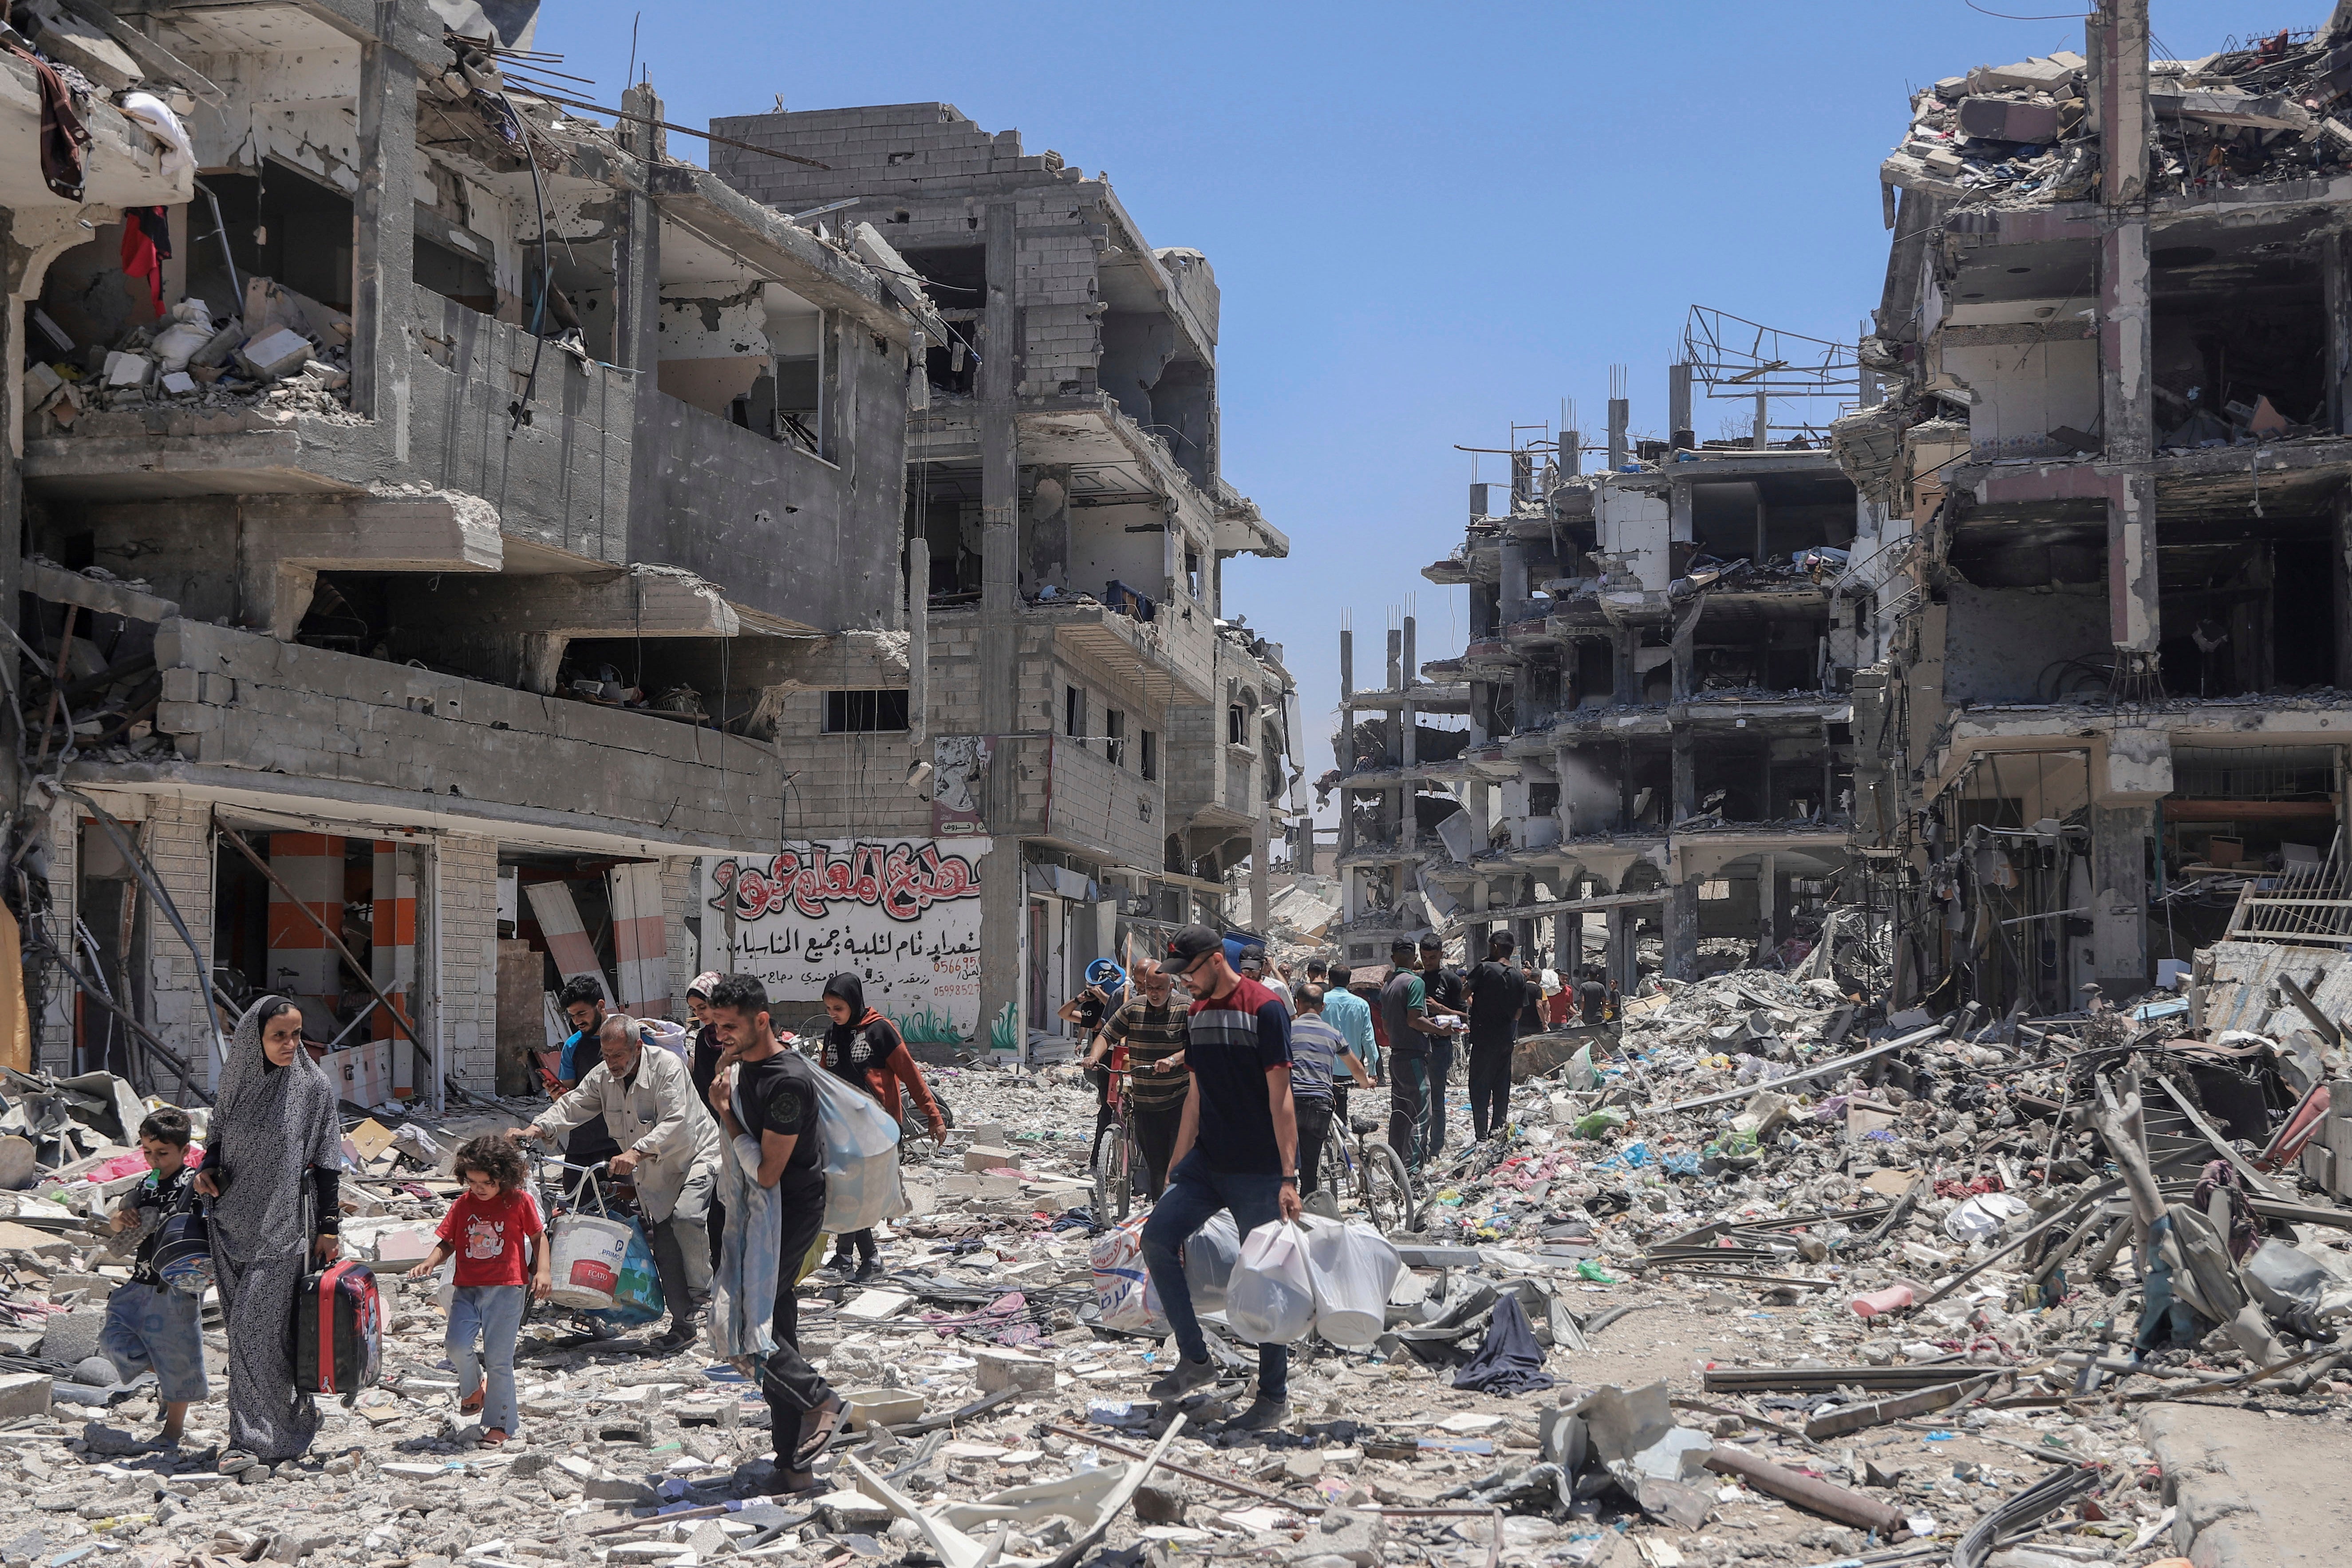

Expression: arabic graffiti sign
xmin=705 ymin=839 xmax=989 ymax=1045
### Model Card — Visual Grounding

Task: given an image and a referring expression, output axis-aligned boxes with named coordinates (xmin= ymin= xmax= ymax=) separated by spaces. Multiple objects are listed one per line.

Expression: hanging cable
xmin=496 ymin=87 xmax=554 ymax=431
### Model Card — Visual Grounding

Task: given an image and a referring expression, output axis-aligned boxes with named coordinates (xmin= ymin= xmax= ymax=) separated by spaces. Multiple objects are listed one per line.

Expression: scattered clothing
xmin=1450 ymin=1293 xmax=1555 ymax=1394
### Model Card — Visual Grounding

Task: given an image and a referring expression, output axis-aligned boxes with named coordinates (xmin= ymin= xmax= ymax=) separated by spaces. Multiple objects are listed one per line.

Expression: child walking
xmin=408 ymin=1136 xmax=548 ymax=1446
xmin=101 ymin=1107 xmax=208 ymax=1444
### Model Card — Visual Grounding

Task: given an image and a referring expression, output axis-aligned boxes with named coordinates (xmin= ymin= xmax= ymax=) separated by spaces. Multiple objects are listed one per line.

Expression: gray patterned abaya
xmin=210 ymin=996 xmax=341 ymax=1461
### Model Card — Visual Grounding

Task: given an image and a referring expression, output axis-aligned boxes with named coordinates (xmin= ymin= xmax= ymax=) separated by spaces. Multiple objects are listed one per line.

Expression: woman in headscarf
xmin=685 ymin=972 xmax=726 ymax=1269
xmin=190 ymin=996 xmax=343 ymax=1471
xmin=815 ymin=973 xmax=945 ymax=1281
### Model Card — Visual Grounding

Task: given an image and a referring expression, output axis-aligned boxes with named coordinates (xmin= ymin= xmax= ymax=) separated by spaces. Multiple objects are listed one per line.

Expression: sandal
xmin=790 ymin=1394 xmax=845 ymax=1466
xmin=480 ymin=1428 xmax=507 ymax=1448
xmin=459 ymin=1391 xmax=484 ymax=1415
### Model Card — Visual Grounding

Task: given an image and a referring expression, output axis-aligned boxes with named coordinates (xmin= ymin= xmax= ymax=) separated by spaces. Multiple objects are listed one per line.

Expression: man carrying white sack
xmin=517 ymin=1013 xmax=721 ymax=1352
xmin=1139 ymin=923 xmax=1303 ymax=1433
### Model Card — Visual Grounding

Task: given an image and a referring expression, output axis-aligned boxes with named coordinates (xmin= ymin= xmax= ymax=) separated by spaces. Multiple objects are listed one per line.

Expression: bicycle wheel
xmin=1362 ymin=1138 xmax=1417 ymax=1236
xmin=1090 ymin=1121 xmax=1131 ymax=1228
xmin=1317 ymin=1134 xmax=1350 ymax=1208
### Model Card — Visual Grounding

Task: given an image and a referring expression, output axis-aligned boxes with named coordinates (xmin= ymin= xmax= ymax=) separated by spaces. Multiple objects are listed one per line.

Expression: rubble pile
xmin=0 ymin=950 xmax=2346 ymax=1566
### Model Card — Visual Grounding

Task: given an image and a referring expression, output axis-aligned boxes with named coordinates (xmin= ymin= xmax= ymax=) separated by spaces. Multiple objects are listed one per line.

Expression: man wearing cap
xmin=1380 ymin=936 xmax=1455 ymax=1174
xmin=1140 ymin=925 xmax=1303 ymax=1432
xmin=1239 ymin=944 xmax=1292 ymax=1014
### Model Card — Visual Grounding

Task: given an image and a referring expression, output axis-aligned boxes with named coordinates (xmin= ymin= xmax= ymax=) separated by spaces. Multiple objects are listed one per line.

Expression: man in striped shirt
xmin=1140 ymin=924 xmax=1302 ymax=1434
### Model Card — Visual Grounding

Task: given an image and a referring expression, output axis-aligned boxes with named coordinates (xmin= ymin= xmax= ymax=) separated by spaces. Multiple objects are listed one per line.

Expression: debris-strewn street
xmin=7 ymin=929 xmax=2351 ymax=1566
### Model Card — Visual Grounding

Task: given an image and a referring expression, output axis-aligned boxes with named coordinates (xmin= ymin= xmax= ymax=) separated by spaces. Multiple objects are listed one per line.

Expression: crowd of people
xmin=96 ymin=924 xmax=1616 ymax=1481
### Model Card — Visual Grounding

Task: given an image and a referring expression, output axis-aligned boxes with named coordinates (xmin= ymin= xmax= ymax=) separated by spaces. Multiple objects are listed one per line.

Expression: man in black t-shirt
xmin=1462 ymin=932 xmax=1524 ymax=1143
xmin=706 ymin=973 xmax=835 ymax=1491
xmin=1579 ymin=968 xmax=1609 ymax=1027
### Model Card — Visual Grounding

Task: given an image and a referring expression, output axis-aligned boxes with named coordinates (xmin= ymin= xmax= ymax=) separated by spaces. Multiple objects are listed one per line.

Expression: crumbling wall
xmin=1942 ymin=582 xmax=2107 ymax=705
xmin=434 ymin=834 xmax=501 ymax=1093
xmin=630 ymin=320 xmax=909 ymax=632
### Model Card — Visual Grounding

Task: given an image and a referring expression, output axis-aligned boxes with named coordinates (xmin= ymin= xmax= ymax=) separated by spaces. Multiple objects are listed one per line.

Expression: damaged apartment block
xmin=2 ymin=1 xmax=942 ymax=1095
xmin=1332 ymin=345 xmax=1871 ymax=986
xmin=1837 ymin=0 xmax=2352 ymax=1014
xmin=697 ymin=103 xmax=1294 ymax=1053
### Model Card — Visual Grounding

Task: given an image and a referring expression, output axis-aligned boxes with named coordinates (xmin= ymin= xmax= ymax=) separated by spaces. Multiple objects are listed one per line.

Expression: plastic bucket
xmin=549 ymin=1213 xmax=633 ymax=1308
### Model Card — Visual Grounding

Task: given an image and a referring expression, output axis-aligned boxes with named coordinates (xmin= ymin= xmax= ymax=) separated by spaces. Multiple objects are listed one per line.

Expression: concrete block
xmin=1956 ymin=95 xmax=2061 ymax=144
xmin=943 ymin=1172 xmax=1023 ymax=1202
xmin=0 ymin=1221 xmax=75 ymax=1261
xmin=973 ymin=1349 xmax=1053 ymax=1393
xmin=0 ymin=1373 xmax=52 ymax=1422
xmin=963 ymin=1144 xmax=1018 ymax=1171
xmin=37 ymin=1307 xmax=107 ymax=1366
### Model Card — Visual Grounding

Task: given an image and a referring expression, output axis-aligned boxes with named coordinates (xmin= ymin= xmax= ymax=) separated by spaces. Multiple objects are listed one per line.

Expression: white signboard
xmin=703 ymin=838 xmax=989 ymax=1046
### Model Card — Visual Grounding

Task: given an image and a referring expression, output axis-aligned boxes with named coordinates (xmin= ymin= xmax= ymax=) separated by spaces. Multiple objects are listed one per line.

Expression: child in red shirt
xmin=409 ymin=1136 xmax=548 ymax=1446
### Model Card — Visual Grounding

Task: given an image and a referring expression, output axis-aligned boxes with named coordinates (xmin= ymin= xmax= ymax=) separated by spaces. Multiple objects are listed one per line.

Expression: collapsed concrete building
xmin=689 ymin=103 xmax=1297 ymax=1054
xmin=1838 ymin=1 xmax=2352 ymax=1015
xmin=1 ymin=0 xmax=948 ymax=1097
xmin=1332 ymin=393 xmax=1873 ymax=984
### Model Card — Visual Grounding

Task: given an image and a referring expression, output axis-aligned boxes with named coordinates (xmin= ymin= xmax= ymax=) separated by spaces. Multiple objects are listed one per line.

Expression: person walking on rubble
xmin=685 ymin=972 xmax=727 ymax=1269
xmin=1462 ymin=931 xmax=1526 ymax=1143
xmin=1139 ymin=924 xmax=1304 ymax=1433
xmin=1381 ymin=936 xmax=1454 ymax=1175
xmin=518 ymin=1012 xmax=720 ymax=1352
xmin=815 ymin=972 xmax=947 ymax=1280
xmin=192 ymin=996 xmax=343 ymax=1471
xmin=1097 ymin=958 xmax=1190 ymax=1201
xmin=704 ymin=973 xmax=842 ymax=1490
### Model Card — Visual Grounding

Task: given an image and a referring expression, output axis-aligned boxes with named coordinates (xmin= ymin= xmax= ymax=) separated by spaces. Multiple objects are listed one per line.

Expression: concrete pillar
xmin=1606 ymin=398 xmax=1629 ymax=470
xmin=1500 ymin=537 xmax=1529 ymax=610
xmin=2089 ymin=801 xmax=2154 ymax=993
xmin=1401 ymin=616 xmax=1419 ymax=768
xmin=1671 ymin=731 xmax=1696 ymax=824
xmin=1251 ymin=789 xmax=1272 ymax=936
xmin=1665 ymin=881 xmax=1700 ymax=980
xmin=2325 ymin=230 xmax=2352 ymax=436
xmin=1756 ymin=852 xmax=1777 ymax=961
xmin=906 ymin=536 xmax=929 ymax=750
xmin=2102 ymin=217 xmax=2159 ymax=666
xmin=352 ymin=26 xmax=418 ymax=433
xmin=1752 ymin=391 xmax=1768 ymax=451
xmin=2090 ymin=0 xmax=2150 ymax=206
xmin=1338 ymin=628 xmax=1356 ymax=857
xmin=1617 ymin=739 xmax=1637 ymax=829
xmin=1612 ymin=624 xmax=1641 ymax=706
xmin=1385 ymin=628 xmax=1402 ymax=691
xmin=1468 ymin=876 xmax=1489 ymax=962
xmin=1561 ymin=428 xmax=1582 ymax=477
xmin=977 ymin=198 xmax=1023 ymax=1062
xmin=1607 ymin=906 xmax=1637 ymax=992
xmin=1025 ymin=464 xmax=1072 ymax=592
xmin=1668 ymin=361 xmax=1693 ymax=450
xmin=613 ymin=83 xmax=663 ymax=372
xmin=1554 ymin=884 xmax=1576 ymax=975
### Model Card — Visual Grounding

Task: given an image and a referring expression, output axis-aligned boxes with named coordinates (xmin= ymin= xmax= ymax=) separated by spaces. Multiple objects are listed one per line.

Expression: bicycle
xmin=1090 ymin=1068 xmax=1141 ymax=1229
xmin=1314 ymin=1109 xmax=1418 ymax=1235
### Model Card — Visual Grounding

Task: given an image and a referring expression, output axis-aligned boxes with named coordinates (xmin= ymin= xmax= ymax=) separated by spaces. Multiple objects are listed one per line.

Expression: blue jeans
xmin=1387 ymin=1051 xmax=1434 ymax=1173
xmin=1140 ymin=1151 xmax=1288 ymax=1402
xmin=447 ymin=1285 xmax=525 ymax=1435
xmin=102 ymin=1280 xmax=208 ymax=1403
xmin=1426 ymin=1038 xmax=1456 ymax=1155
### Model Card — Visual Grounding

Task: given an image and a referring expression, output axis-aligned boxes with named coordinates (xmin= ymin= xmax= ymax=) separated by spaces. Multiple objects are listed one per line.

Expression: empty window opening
xmin=1105 ymin=709 xmax=1127 ymax=767
xmin=1140 ymin=729 xmax=1158 ymax=781
xmin=824 ymin=690 xmax=910 ymax=733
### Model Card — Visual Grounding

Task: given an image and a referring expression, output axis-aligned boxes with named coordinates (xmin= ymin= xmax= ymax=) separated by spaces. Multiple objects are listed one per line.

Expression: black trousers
xmin=761 ymin=1188 xmax=835 ymax=1464
xmin=1131 ymin=1101 xmax=1184 ymax=1200
xmin=1468 ymin=1037 xmax=1515 ymax=1142
xmin=1295 ymin=1097 xmax=1334 ymax=1197
xmin=833 ymin=1227 xmax=878 ymax=1261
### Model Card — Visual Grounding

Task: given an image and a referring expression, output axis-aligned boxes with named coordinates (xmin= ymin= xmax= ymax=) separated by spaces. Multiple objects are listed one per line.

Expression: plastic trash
xmin=586 ymin=1217 xmax=667 ymax=1328
xmin=1227 ymin=1219 xmax=1316 ymax=1344
xmin=1943 ymin=1192 xmax=2028 ymax=1244
xmin=811 ymin=1065 xmax=908 ymax=1234
xmin=1572 ymin=1109 xmax=1628 ymax=1139
xmin=1090 ymin=1214 xmax=1168 ymax=1335
xmin=1300 ymin=1216 xmax=1403 ymax=1347
xmin=1181 ymin=1210 xmax=1240 ymax=1314
xmin=1849 ymin=1284 xmax=1914 ymax=1318
xmin=1575 ymin=1260 xmax=1618 ymax=1284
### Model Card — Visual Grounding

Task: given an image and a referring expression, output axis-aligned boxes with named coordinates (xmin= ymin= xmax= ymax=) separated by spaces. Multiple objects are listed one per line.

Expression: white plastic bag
xmin=1227 ymin=1219 xmax=1315 ymax=1344
xmin=810 ymin=1066 xmax=907 ymax=1234
xmin=1942 ymin=1192 xmax=2028 ymax=1244
xmin=1091 ymin=1215 xmax=1168 ymax=1334
xmin=1181 ymin=1210 xmax=1241 ymax=1314
xmin=1302 ymin=1216 xmax=1404 ymax=1347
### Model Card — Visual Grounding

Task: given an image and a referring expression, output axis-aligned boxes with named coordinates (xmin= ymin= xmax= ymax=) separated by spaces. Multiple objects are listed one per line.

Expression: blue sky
xmin=535 ymin=0 xmax=2295 ymax=822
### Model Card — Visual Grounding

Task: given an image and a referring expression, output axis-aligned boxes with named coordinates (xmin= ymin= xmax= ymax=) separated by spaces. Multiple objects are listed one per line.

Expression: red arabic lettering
xmin=706 ymin=841 xmax=983 ymax=924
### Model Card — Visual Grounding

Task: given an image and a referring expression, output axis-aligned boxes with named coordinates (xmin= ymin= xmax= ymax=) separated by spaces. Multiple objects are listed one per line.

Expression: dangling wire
xmin=493 ymin=87 xmax=553 ymax=431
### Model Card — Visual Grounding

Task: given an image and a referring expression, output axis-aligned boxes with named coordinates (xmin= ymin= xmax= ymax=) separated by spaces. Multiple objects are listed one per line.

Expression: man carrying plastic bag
xmin=1139 ymin=924 xmax=1302 ymax=1433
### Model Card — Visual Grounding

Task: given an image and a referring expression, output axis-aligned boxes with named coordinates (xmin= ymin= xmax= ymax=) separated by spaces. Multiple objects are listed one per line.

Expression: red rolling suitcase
xmin=293 ymin=1259 xmax=382 ymax=1395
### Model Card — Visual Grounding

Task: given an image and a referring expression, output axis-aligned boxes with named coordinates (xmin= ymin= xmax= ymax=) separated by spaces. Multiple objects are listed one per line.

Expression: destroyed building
xmin=1333 ymin=374 xmax=1871 ymax=986
xmin=1838 ymin=0 xmax=2352 ymax=1014
xmin=694 ymin=103 xmax=1298 ymax=1054
xmin=1 ymin=1 xmax=944 ymax=1098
